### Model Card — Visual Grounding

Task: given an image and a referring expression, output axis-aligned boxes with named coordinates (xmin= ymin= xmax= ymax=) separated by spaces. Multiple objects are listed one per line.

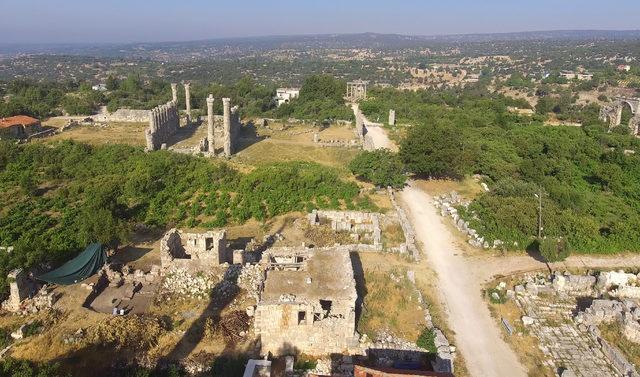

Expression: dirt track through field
xmin=400 ymin=182 xmax=527 ymax=377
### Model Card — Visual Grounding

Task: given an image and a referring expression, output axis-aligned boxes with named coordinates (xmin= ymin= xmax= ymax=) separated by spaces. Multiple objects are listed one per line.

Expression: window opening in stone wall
xmin=320 ymin=299 xmax=332 ymax=318
xmin=298 ymin=311 xmax=307 ymax=325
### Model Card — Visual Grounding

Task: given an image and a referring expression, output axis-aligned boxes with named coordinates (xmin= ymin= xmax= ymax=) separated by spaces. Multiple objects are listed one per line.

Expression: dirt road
xmin=401 ymin=181 xmax=527 ymax=377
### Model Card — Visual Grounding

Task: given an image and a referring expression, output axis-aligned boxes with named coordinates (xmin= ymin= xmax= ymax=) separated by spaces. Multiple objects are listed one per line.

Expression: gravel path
xmin=401 ymin=181 xmax=527 ymax=377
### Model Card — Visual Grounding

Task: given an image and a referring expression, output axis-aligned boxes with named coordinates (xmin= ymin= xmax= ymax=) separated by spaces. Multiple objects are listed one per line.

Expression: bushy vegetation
xmin=275 ymin=75 xmax=353 ymax=121
xmin=361 ymin=84 xmax=640 ymax=254
xmin=416 ymin=327 xmax=437 ymax=353
xmin=538 ymin=237 xmax=572 ymax=263
xmin=0 ymin=358 xmax=68 ymax=377
xmin=349 ymin=149 xmax=406 ymax=188
xmin=0 ymin=141 xmax=369 ymax=296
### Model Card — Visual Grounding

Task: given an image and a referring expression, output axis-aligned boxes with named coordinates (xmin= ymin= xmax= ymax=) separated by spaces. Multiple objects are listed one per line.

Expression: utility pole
xmin=534 ymin=189 xmax=543 ymax=239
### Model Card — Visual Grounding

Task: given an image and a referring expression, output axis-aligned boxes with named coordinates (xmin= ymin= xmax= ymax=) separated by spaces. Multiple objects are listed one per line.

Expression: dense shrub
xmin=416 ymin=327 xmax=437 ymax=353
xmin=360 ymin=84 xmax=640 ymax=254
xmin=539 ymin=237 xmax=572 ymax=263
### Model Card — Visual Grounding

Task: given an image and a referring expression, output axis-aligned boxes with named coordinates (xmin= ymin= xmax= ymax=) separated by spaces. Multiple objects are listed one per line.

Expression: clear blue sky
xmin=1 ymin=0 xmax=638 ymax=44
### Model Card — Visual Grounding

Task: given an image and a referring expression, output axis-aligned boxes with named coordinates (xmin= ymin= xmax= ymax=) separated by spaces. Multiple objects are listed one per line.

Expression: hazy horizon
xmin=1 ymin=0 xmax=639 ymax=44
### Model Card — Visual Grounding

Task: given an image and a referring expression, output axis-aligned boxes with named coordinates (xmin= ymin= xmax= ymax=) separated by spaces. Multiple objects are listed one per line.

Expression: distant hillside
xmin=1 ymin=30 xmax=639 ymax=57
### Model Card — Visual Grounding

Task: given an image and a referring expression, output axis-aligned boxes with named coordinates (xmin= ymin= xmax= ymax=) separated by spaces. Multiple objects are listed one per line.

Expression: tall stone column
xmin=389 ymin=109 xmax=396 ymax=126
xmin=171 ymin=83 xmax=178 ymax=103
xmin=222 ymin=98 xmax=231 ymax=156
xmin=206 ymin=94 xmax=215 ymax=155
xmin=184 ymin=82 xmax=191 ymax=122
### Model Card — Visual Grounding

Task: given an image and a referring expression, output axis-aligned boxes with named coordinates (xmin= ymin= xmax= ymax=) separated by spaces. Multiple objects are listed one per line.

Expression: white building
xmin=275 ymin=88 xmax=300 ymax=107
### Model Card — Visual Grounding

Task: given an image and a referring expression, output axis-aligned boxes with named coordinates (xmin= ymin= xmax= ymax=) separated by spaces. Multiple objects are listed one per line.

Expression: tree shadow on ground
xmin=159 ymin=267 xmax=241 ymax=364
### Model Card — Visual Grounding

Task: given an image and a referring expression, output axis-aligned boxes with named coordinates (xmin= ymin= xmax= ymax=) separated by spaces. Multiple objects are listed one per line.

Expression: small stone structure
xmin=145 ymin=101 xmax=179 ymax=151
xmin=388 ymin=109 xmax=396 ymax=126
xmin=599 ymin=96 xmax=640 ymax=136
xmin=1 ymin=269 xmax=33 ymax=312
xmin=347 ymin=80 xmax=369 ymax=102
xmin=160 ymin=229 xmax=230 ymax=271
xmin=254 ymin=246 xmax=358 ymax=356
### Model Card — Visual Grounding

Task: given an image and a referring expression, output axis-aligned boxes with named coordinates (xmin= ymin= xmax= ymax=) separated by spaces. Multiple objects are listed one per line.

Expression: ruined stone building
xmin=308 ymin=210 xmax=382 ymax=250
xmin=254 ymin=246 xmax=358 ymax=355
xmin=145 ymin=101 xmax=180 ymax=151
xmin=160 ymin=229 xmax=230 ymax=271
xmin=600 ymin=96 xmax=640 ymax=136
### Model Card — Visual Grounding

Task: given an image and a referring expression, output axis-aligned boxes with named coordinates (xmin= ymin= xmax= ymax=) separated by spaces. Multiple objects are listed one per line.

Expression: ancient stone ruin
xmin=308 ymin=210 xmax=382 ymax=250
xmin=599 ymin=96 xmax=640 ymax=136
xmin=388 ymin=109 xmax=396 ymax=126
xmin=506 ymin=270 xmax=640 ymax=376
xmin=201 ymin=96 xmax=241 ymax=157
xmin=184 ymin=82 xmax=192 ymax=122
xmin=145 ymin=101 xmax=180 ymax=151
xmin=253 ymin=246 xmax=358 ymax=355
xmin=160 ymin=228 xmax=230 ymax=271
xmin=1 ymin=269 xmax=56 ymax=314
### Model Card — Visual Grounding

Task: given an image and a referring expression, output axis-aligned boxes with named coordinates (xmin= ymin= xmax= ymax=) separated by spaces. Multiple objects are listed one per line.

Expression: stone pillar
xmin=389 ymin=109 xmax=396 ymax=126
xmin=206 ymin=95 xmax=215 ymax=155
xmin=171 ymin=83 xmax=178 ymax=103
xmin=223 ymin=98 xmax=231 ymax=156
xmin=184 ymin=83 xmax=191 ymax=122
xmin=4 ymin=269 xmax=29 ymax=312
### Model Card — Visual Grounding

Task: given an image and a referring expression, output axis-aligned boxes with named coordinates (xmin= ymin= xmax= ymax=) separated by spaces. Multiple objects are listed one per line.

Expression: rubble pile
xmin=162 ymin=267 xmax=221 ymax=298
xmin=237 ymin=264 xmax=264 ymax=302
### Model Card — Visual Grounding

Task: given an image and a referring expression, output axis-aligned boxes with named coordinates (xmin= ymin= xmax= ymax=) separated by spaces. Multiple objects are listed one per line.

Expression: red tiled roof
xmin=0 ymin=115 xmax=40 ymax=129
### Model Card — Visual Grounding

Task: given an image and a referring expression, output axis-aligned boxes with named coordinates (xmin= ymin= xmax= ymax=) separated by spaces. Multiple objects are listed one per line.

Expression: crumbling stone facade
xmin=254 ymin=246 xmax=358 ymax=356
xmin=145 ymin=101 xmax=179 ymax=151
xmin=160 ymin=229 xmax=230 ymax=272
xmin=1 ymin=269 xmax=33 ymax=312
xmin=308 ymin=210 xmax=382 ymax=249
xmin=93 ymin=108 xmax=151 ymax=123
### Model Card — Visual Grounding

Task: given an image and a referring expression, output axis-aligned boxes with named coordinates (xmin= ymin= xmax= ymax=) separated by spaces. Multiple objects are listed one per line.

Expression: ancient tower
xmin=171 ymin=83 xmax=178 ymax=104
xmin=184 ymin=82 xmax=191 ymax=122
xmin=206 ymin=94 xmax=215 ymax=155
xmin=223 ymin=98 xmax=232 ymax=157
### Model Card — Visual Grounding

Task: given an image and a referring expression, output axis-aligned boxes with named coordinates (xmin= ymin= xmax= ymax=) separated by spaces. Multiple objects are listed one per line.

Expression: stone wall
xmin=93 ymin=108 xmax=151 ymax=123
xmin=254 ymin=247 xmax=358 ymax=356
xmin=145 ymin=101 xmax=179 ymax=151
xmin=387 ymin=188 xmax=419 ymax=260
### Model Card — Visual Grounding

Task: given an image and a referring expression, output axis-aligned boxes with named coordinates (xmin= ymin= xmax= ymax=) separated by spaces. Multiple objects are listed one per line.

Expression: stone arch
xmin=600 ymin=96 xmax=640 ymax=135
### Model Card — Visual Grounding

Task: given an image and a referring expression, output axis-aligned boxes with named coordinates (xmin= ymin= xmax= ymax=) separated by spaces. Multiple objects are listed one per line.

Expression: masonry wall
xmin=93 ymin=109 xmax=151 ymax=123
xmin=254 ymin=300 xmax=357 ymax=355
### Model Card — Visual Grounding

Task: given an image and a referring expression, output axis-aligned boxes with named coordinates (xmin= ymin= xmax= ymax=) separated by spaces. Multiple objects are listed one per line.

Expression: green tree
xmin=539 ymin=237 xmax=571 ymax=263
xmin=349 ymin=149 xmax=406 ymax=188
xmin=400 ymin=121 xmax=475 ymax=179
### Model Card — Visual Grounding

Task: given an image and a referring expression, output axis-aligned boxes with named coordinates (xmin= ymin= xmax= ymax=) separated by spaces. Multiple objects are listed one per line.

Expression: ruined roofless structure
xmin=254 ymin=247 xmax=358 ymax=355
xmin=204 ymin=95 xmax=241 ymax=157
xmin=160 ymin=229 xmax=230 ymax=271
xmin=346 ymin=80 xmax=369 ymax=102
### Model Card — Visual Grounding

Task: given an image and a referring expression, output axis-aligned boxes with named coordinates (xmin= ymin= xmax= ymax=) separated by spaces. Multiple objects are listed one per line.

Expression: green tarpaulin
xmin=38 ymin=243 xmax=106 ymax=285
